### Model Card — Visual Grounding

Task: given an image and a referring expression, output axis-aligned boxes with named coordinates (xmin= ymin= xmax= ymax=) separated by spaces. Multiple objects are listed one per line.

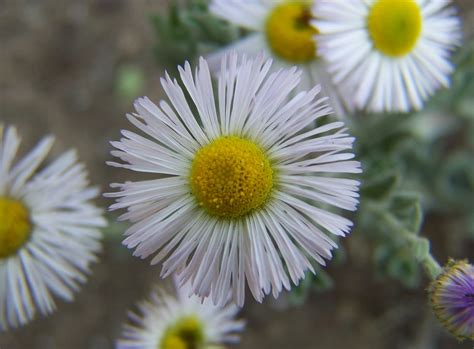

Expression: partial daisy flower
xmin=313 ymin=0 xmax=462 ymax=113
xmin=0 ymin=125 xmax=106 ymax=330
xmin=429 ymin=259 xmax=474 ymax=341
xmin=207 ymin=0 xmax=353 ymax=116
xmin=107 ymin=53 xmax=361 ymax=306
xmin=117 ymin=281 xmax=244 ymax=349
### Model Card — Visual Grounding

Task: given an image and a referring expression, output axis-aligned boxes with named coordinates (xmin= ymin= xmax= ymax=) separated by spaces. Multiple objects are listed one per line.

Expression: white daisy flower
xmin=313 ymin=0 xmax=462 ymax=113
xmin=207 ymin=0 xmax=353 ymax=116
xmin=107 ymin=53 xmax=361 ymax=306
xmin=0 ymin=125 xmax=106 ymax=330
xmin=117 ymin=281 xmax=244 ymax=349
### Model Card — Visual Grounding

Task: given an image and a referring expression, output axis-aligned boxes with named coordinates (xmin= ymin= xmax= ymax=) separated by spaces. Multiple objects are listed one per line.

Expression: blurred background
xmin=1 ymin=1 xmax=473 ymax=348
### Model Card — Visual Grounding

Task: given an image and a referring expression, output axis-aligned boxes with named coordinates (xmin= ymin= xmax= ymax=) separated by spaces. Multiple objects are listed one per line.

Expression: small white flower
xmin=313 ymin=0 xmax=462 ymax=112
xmin=117 ymin=281 xmax=244 ymax=349
xmin=107 ymin=53 xmax=361 ymax=306
xmin=0 ymin=125 xmax=106 ymax=330
xmin=208 ymin=0 xmax=353 ymax=116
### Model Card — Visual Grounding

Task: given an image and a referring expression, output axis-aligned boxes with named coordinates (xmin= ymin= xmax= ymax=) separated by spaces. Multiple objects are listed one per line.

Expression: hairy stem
xmin=366 ymin=201 xmax=442 ymax=280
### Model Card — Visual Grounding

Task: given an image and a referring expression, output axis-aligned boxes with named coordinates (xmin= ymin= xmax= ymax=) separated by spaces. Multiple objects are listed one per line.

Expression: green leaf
xmin=361 ymin=172 xmax=399 ymax=200
xmin=435 ymin=151 xmax=474 ymax=210
xmin=150 ymin=0 xmax=240 ymax=72
xmin=374 ymin=243 xmax=421 ymax=288
xmin=388 ymin=193 xmax=423 ymax=234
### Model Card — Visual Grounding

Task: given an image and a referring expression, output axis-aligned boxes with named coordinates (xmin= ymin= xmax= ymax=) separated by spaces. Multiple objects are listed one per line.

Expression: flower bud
xmin=429 ymin=259 xmax=474 ymax=341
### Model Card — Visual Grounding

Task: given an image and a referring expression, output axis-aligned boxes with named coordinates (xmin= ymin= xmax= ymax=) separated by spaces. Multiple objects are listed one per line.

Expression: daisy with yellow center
xmin=207 ymin=0 xmax=353 ymax=117
xmin=107 ymin=53 xmax=361 ymax=306
xmin=0 ymin=125 xmax=106 ymax=330
xmin=117 ymin=281 xmax=244 ymax=349
xmin=313 ymin=0 xmax=462 ymax=112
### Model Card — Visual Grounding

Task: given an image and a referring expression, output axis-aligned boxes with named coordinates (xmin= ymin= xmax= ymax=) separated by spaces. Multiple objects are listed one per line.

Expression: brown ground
xmin=1 ymin=1 xmax=473 ymax=348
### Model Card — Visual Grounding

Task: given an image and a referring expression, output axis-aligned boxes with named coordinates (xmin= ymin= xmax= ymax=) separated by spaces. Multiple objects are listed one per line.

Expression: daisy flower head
xmin=0 ymin=125 xmax=106 ymax=330
xmin=117 ymin=280 xmax=244 ymax=349
xmin=429 ymin=259 xmax=474 ymax=341
xmin=207 ymin=0 xmax=353 ymax=116
xmin=313 ymin=0 xmax=462 ymax=113
xmin=107 ymin=52 xmax=361 ymax=306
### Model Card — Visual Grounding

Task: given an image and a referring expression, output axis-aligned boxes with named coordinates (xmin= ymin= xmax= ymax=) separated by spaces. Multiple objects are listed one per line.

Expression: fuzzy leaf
xmin=151 ymin=0 xmax=240 ymax=72
xmin=361 ymin=172 xmax=399 ymax=200
xmin=374 ymin=243 xmax=421 ymax=288
xmin=388 ymin=193 xmax=423 ymax=234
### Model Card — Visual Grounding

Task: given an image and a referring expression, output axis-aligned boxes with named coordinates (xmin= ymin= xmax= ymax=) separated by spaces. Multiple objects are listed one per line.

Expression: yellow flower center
xmin=0 ymin=197 xmax=32 ymax=259
xmin=265 ymin=1 xmax=318 ymax=63
xmin=190 ymin=136 xmax=273 ymax=218
xmin=367 ymin=0 xmax=422 ymax=57
xmin=160 ymin=317 xmax=204 ymax=349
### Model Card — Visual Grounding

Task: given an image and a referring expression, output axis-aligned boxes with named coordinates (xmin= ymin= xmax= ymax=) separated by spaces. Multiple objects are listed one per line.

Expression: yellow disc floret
xmin=190 ymin=136 xmax=273 ymax=218
xmin=367 ymin=0 xmax=422 ymax=57
xmin=0 ymin=197 xmax=31 ymax=259
xmin=161 ymin=317 xmax=204 ymax=349
xmin=265 ymin=1 xmax=318 ymax=63
xmin=161 ymin=336 xmax=187 ymax=349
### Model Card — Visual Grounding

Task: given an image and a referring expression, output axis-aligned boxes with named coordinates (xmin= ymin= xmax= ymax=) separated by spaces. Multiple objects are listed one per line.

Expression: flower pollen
xmin=0 ymin=197 xmax=31 ymax=259
xmin=367 ymin=0 xmax=422 ymax=57
xmin=190 ymin=136 xmax=273 ymax=218
xmin=265 ymin=2 xmax=318 ymax=63
xmin=160 ymin=317 xmax=204 ymax=349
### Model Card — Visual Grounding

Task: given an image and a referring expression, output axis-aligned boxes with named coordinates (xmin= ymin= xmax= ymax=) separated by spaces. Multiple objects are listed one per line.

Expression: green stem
xmin=366 ymin=201 xmax=442 ymax=280
xmin=422 ymin=252 xmax=442 ymax=280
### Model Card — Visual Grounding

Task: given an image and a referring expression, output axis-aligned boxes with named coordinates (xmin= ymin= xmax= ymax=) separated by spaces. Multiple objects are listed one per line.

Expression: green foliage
xmin=151 ymin=0 xmax=240 ymax=73
xmin=374 ymin=242 xmax=420 ymax=288
xmin=388 ymin=193 xmax=422 ymax=233
xmin=351 ymin=44 xmax=474 ymax=288
xmin=361 ymin=172 xmax=399 ymax=201
xmin=435 ymin=150 xmax=474 ymax=209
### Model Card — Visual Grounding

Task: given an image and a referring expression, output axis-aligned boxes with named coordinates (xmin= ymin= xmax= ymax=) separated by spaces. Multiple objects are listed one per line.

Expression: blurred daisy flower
xmin=107 ymin=53 xmax=361 ymax=306
xmin=0 ymin=125 xmax=106 ymax=330
xmin=313 ymin=0 xmax=462 ymax=112
xmin=207 ymin=0 xmax=352 ymax=116
xmin=429 ymin=259 xmax=474 ymax=341
xmin=117 ymin=281 xmax=244 ymax=349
